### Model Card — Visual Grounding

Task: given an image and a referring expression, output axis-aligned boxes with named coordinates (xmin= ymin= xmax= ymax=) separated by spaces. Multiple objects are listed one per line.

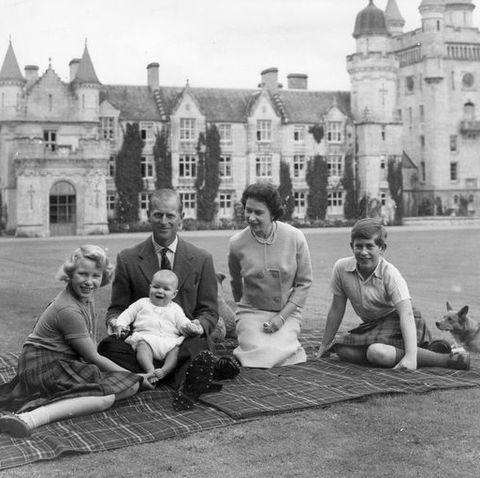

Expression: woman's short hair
xmin=350 ymin=218 xmax=387 ymax=247
xmin=241 ymin=182 xmax=284 ymax=220
xmin=56 ymin=244 xmax=114 ymax=287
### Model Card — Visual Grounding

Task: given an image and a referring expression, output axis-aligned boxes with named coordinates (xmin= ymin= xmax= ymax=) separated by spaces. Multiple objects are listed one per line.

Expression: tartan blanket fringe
xmin=1 ymin=331 xmax=480 ymax=470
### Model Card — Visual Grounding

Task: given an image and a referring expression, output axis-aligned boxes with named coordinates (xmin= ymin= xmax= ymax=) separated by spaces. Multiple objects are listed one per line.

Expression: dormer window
xmin=256 ymin=120 xmax=272 ymax=142
xmin=180 ymin=118 xmax=195 ymax=141
xmin=293 ymin=125 xmax=305 ymax=142
xmin=327 ymin=122 xmax=343 ymax=143
xmin=218 ymin=123 xmax=232 ymax=143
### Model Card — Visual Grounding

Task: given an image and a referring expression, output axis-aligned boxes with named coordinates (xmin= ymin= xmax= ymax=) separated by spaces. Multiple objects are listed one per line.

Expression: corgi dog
xmin=436 ymin=302 xmax=480 ymax=353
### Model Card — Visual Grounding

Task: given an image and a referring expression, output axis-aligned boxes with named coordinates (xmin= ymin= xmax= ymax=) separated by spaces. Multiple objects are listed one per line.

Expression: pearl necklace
xmin=250 ymin=222 xmax=276 ymax=245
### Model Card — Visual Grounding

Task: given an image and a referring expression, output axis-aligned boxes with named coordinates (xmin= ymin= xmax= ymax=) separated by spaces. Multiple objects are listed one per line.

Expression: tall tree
xmin=195 ymin=124 xmax=221 ymax=222
xmin=115 ymin=122 xmax=144 ymax=225
xmin=278 ymin=161 xmax=295 ymax=221
xmin=153 ymin=124 xmax=173 ymax=189
xmin=306 ymin=155 xmax=329 ymax=221
xmin=341 ymin=150 xmax=360 ymax=219
xmin=387 ymin=156 xmax=404 ymax=225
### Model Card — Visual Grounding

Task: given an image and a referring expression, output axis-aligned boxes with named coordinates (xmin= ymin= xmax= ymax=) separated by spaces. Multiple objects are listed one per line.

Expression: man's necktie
xmin=160 ymin=248 xmax=172 ymax=270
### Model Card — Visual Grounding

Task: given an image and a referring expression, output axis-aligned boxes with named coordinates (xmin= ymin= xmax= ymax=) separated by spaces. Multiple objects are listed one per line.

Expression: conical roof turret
xmin=353 ymin=0 xmax=389 ymax=39
xmin=0 ymin=41 xmax=25 ymax=83
xmin=73 ymin=43 xmax=100 ymax=85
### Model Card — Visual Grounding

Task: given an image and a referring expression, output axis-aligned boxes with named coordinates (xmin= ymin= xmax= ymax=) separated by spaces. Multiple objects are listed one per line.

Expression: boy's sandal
xmin=0 ymin=414 xmax=32 ymax=438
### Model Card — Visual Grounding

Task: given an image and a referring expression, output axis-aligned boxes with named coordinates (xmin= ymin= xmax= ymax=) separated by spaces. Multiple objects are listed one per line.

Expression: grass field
xmin=1 ymin=226 xmax=480 ymax=477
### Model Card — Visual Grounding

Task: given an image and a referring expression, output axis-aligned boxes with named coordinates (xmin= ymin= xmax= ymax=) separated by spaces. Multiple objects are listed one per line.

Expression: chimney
xmin=260 ymin=67 xmax=279 ymax=93
xmin=24 ymin=65 xmax=39 ymax=86
xmin=287 ymin=73 xmax=308 ymax=90
xmin=69 ymin=58 xmax=80 ymax=82
xmin=147 ymin=62 xmax=159 ymax=91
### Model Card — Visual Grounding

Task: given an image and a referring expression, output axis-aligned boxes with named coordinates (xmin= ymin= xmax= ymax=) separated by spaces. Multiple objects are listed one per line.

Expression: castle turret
xmin=0 ymin=41 xmax=25 ymax=119
xmin=419 ymin=0 xmax=446 ymax=32
xmin=347 ymin=0 xmax=402 ymax=199
xmin=445 ymin=0 xmax=475 ymax=27
xmin=71 ymin=43 xmax=100 ymax=122
xmin=385 ymin=0 xmax=405 ymax=37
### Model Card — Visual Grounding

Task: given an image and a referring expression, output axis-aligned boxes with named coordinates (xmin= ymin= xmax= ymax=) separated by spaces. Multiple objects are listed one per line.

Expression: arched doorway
xmin=49 ymin=181 xmax=76 ymax=236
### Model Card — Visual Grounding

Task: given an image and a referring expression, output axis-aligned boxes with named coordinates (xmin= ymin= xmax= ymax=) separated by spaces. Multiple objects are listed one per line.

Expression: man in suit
xmin=98 ymin=189 xmax=239 ymax=410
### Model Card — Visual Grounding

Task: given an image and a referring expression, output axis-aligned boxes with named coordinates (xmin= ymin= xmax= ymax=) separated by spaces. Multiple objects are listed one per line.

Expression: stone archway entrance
xmin=49 ymin=181 xmax=76 ymax=236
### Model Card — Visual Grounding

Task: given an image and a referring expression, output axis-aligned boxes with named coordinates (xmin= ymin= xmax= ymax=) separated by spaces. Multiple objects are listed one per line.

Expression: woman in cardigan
xmin=228 ymin=182 xmax=313 ymax=368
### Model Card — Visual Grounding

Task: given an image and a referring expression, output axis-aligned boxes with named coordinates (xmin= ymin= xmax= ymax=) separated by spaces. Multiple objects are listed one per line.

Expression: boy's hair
xmin=350 ymin=218 xmax=387 ymax=247
xmin=57 ymin=245 xmax=114 ymax=287
xmin=152 ymin=269 xmax=179 ymax=289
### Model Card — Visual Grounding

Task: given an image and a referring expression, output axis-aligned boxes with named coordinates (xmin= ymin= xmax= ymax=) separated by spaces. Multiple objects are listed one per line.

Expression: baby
xmin=113 ymin=269 xmax=203 ymax=381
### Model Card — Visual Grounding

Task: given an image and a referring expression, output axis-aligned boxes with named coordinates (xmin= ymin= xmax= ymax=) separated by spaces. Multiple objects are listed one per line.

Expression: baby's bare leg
xmin=136 ymin=340 xmax=155 ymax=373
xmin=154 ymin=346 xmax=180 ymax=380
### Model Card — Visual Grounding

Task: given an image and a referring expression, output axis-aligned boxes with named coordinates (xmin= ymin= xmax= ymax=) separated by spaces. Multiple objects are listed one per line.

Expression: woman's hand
xmin=263 ymin=315 xmax=286 ymax=334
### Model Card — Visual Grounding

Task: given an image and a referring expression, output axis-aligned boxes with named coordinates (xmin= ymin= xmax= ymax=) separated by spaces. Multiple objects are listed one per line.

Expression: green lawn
xmin=1 ymin=226 xmax=479 ymax=477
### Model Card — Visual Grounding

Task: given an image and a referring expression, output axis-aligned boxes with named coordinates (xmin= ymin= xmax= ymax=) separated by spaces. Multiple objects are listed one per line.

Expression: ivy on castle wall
xmin=306 ymin=155 xmax=329 ymax=221
xmin=153 ymin=124 xmax=173 ymax=189
xmin=195 ymin=124 xmax=221 ymax=222
xmin=341 ymin=150 xmax=361 ymax=219
xmin=278 ymin=161 xmax=295 ymax=221
xmin=115 ymin=122 xmax=144 ymax=225
xmin=387 ymin=156 xmax=404 ymax=225
xmin=308 ymin=124 xmax=324 ymax=144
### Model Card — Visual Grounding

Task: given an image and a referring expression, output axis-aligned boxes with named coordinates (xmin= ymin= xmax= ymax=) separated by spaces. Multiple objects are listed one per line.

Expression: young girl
xmin=0 ymin=245 xmax=154 ymax=438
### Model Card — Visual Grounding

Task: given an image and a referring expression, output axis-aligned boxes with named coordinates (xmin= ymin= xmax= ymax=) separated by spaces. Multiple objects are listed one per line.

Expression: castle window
xmin=108 ymin=155 xmax=116 ymax=177
xmin=327 ymin=155 xmax=343 ymax=177
xmin=464 ymin=101 xmax=475 ymax=120
xmin=419 ymin=105 xmax=424 ymax=123
xmin=219 ymin=155 xmax=232 ymax=177
xmin=49 ymin=94 xmax=53 ymax=112
xmin=294 ymin=192 xmax=306 ymax=216
xmin=380 ymin=156 xmax=387 ymax=180
xmin=450 ymin=162 xmax=458 ymax=181
xmin=218 ymin=124 xmax=232 ymax=143
xmin=408 ymin=107 xmax=413 ymax=129
xmin=420 ymin=161 xmax=426 ymax=182
xmin=420 ymin=135 xmax=425 ymax=150
xmin=218 ymin=193 xmax=232 ymax=217
xmin=106 ymin=194 xmax=116 ymax=211
xmin=462 ymin=73 xmax=475 ymax=89
xmin=327 ymin=122 xmax=342 ymax=143
xmin=405 ymin=76 xmax=414 ymax=94
xmin=140 ymin=122 xmax=154 ymax=141
xmin=293 ymin=155 xmax=306 ymax=178
xmin=450 ymin=135 xmax=457 ymax=152
xmin=43 ymin=130 xmax=57 ymax=151
xmin=256 ymin=120 xmax=272 ymax=142
xmin=139 ymin=192 xmax=149 ymax=210
xmin=180 ymin=118 xmax=196 ymax=141
xmin=100 ymin=117 xmax=115 ymax=140
xmin=140 ymin=156 xmax=154 ymax=178
xmin=180 ymin=192 xmax=196 ymax=217
xmin=293 ymin=125 xmax=305 ymax=142
xmin=327 ymin=191 xmax=343 ymax=208
xmin=255 ymin=155 xmax=272 ymax=178
xmin=381 ymin=126 xmax=386 ymax=141
xmin=179 ymin=154 xmax=196 ymax=177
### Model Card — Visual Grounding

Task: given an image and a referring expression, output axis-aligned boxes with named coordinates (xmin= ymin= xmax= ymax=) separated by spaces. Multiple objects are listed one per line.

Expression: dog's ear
xmin=216 ymin=272 xmax=226 ymax=284
xmin=446 ymin=301 xmax=453 ymax=311
xmin=458 ymin=305 xmax=469 ymax=322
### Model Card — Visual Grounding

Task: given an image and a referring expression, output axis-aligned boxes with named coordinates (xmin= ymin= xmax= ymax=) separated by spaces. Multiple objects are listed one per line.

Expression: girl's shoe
xmin=0 ymin=414 xmax=32 ymax=438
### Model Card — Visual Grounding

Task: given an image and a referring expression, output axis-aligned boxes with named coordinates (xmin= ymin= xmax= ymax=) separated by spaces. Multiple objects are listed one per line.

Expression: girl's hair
xmin=56 ymin=245 xmax=114 ymax=287
xmin=241 ymin=182 xmax=284 ymax=220
xmin=350 ymin=218 xmax=387 ymax=247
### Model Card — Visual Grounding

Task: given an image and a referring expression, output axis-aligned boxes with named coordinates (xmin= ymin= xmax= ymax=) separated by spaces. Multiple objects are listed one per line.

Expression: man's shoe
xmin=428 ymin=339 xmax=452 ymax=354
xmin=172 ymin=350 xmax=215 ymax=411
xmin=447 ymin=349 xmax=471 ymax=370
xmin=213 ymin=356 xmax=240 ymax=381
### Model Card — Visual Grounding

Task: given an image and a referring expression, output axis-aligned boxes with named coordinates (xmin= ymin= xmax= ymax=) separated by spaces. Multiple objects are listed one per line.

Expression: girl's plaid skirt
xmin=0 ymin=345 xmax=140 ymax=413
xmin=333 ymin=309 xmax=432 ymax=349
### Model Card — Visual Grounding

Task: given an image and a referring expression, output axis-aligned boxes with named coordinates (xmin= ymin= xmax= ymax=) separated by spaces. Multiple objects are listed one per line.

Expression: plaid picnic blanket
xmin=2 ymin=332 xmax=480 ymax=470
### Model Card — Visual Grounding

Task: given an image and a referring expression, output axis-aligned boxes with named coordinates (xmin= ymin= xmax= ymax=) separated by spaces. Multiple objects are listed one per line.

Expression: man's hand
xmin=181 ymin=319 xmax=204 ymax=337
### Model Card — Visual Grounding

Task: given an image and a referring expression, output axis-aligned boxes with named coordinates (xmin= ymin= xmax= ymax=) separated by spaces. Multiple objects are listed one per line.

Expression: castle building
xmin=0 ymin=0 xmax=478 ymax=236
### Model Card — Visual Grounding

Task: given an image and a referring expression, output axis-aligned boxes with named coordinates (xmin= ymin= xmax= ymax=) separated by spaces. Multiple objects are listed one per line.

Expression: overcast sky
xmin=2 ymin=0 xmax=479 ymax=91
